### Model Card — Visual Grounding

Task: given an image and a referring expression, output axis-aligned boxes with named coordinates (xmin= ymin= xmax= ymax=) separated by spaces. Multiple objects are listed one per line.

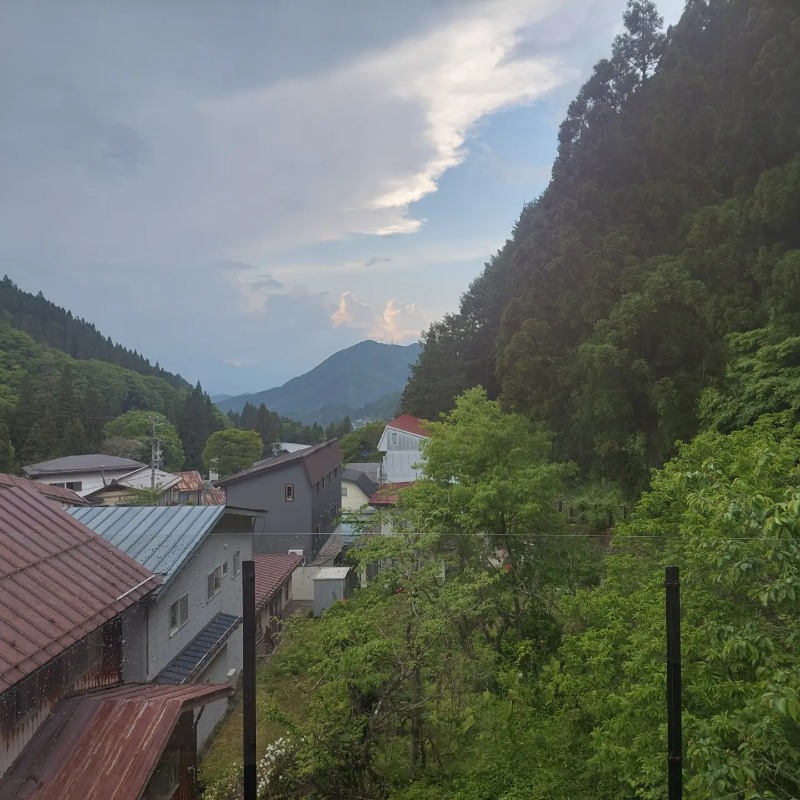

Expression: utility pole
xmin=150 ymin=416 xmax=162 ymax=489
xmin=666 ymin=566 xmax=682 ymax=800
xmin=242 ymin=560 xmax=257 ymax=800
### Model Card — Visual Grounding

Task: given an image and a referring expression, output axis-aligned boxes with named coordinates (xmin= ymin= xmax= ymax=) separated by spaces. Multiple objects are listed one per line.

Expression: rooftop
xmin=0 ymin=472 xmax=88 ymax=506
xmin=156 ymin=612 xmax=240 ymax=683
xmin=254 ymin=553 xmax=303 ymax=610
xmin=342 ymin=467 xmax=379 ymax=498
xmin=67 ymin=505 xmax=234 ymax=589
xmin=0 ymin=485 xmax=157 ymax=692
xmin=313 ymin=566 xmax=351 ymax=580
xmin=84 ymin=466 xmax=181 ymax=498
xmin=218 ymin=439 xmax=342 ymax=488
xmin=23 ymin=454 xmax=145 ymax=477
xmin=369 ymin=481 xmax=416 ymax=507
xmin=0 ymin=682 xmax=233 ymax=800
xmin=385 ymin=414 xmax=430 ymax=439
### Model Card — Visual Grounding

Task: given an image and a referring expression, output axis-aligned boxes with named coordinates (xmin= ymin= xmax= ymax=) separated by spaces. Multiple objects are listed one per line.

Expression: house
xmin=22 ymin=453 xmax=146 ymax=497
xmin=218 ymin=439 xmax=343 ymax=561
xmin=253 ymin=553 xmax=303 ymax=650
xmin=67 ymin=504 xmax=255 ymax=746
xmin=82 ymin=465 xmax=182 ymax=505
xmin=0 ymin=485 xmax=156 ymax=776
xmin=341 ymin=464 xmax=380 ymax=513
xmin=377 ymin=414 xmax=430 ymax=483
xmin=0 ymin=471 xmax=88 ymax=507
xmin=173 ymin=470 xmax=226 ymax=506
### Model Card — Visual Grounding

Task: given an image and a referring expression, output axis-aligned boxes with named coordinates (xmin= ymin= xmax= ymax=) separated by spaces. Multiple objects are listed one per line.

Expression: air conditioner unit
xmin=288 ymin=548 xmax=304 ymax=556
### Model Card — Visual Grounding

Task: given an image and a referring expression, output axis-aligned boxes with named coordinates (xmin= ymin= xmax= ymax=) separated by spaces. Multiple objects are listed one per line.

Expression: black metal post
xmin=243 ymin=560 xmax=257 ymax=800
xmin=666 ymin=566 xmax=682 ymax=800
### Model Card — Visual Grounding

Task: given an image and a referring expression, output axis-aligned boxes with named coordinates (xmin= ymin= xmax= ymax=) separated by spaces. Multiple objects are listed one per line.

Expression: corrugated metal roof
xmin=254 ymin=553 xmax=303 ymax=609
xmin=175 ymin=470 xmax=204 ymax=491
xmin=67 ymin=505 xmax=228 ymax=588
xmin=201 ymin=485 xmax=226 ymax=505
xmin=23 ymin=454 xmax=145 ymax=476
xmin=0 ymin=472 xmax=89 ymax=506
xmin=0 ymin=485 xmax=158 ymax=692
xmin=156 ymin=612 xmax=240 ymax=683
xmin=0 ymin=682 xmax=233 ymax=800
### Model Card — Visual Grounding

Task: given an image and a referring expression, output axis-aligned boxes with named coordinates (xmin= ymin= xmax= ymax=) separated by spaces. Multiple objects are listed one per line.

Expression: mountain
xmin=217 ymin=340 xmax=421 ymax=423
xmin=402 ymin=0 xmax=800 ymax=493
xmin=210 ymin=393 xmax=233 ymax=404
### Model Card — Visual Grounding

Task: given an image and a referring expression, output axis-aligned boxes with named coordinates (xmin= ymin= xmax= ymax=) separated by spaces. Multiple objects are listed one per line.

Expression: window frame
xmin=284 ymin=483 xmax=294 ymax=502
xmin=169 ymin=592 xmax=189 ymax=636
xmin=233 ymin=549 xmax=241 ymax=576
xmin=207 ymin=565 xmax=223 ymax=601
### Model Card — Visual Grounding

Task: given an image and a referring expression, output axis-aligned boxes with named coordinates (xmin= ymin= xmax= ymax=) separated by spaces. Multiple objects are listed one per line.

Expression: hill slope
xmin=217 ymin=340 xmax=420 ymax=422
xmin=402 ymin=0 xmax=800 ymax=492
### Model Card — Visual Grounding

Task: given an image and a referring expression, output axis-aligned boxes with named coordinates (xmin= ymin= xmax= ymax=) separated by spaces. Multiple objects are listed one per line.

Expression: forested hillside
xmin=0 ymin=283 xmax=225 ymax=472
xmin=402 ymin=0 xmax=800 ymax=493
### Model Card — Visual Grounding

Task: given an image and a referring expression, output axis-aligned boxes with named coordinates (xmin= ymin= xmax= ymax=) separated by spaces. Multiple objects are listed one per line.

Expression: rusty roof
xmin=254 ymin=553 xmax=303 ymax=609
xmin=0 ymin=485 xmax=158 ymax=692
xmin=201 ymin=485 xmax=226 ymax=505
xmin=0 ymin=472 xmax=89 ymax=506
xmin=217 ymin=439 xmax=342 ymax=489
xmin=369 ymin=481 xmax=416 ymax=507
xmin=175 ymin=470 xmax=204 ymax=491
xmin=0 ymin=682 xmax=233 ymax=800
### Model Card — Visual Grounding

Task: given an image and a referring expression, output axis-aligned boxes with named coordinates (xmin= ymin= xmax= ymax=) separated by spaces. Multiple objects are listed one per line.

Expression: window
xmin=341 ymin=486 xmax=348 ymax=497
xmin=65 ymin=481 xmax=82 ymax=491
xmin=322 ymin=475 xmax=326 ymax=488
xmin=334 ymin=467 xmax=338 ymax=477
xmin=391 ymin=431 xmax=398 ymax=445
xmin=233 ymin=549 xmax=241 ymax=575
xmin=284 ymin=483 xmax=294 ymax=502
xmin=222 ymin=559 xmax=228 ymax=577
xmin=284 ymin=582 xmax=290 ymax=602
xmin=169 ymin=593 xmax=189 ymax=635
xmin=207 ymin=565 xmax=223 ymax=600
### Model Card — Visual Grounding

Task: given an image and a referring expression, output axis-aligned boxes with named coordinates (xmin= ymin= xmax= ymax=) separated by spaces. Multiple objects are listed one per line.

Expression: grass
xmin=199 ymin=654 xmax=307 ymax=786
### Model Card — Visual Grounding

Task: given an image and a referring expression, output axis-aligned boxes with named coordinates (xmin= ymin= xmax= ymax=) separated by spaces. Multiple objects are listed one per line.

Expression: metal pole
xmin=666 ymin=565 xmax=682 ymax=800
xmin=243 ymin=560 xmax=257 ymax=800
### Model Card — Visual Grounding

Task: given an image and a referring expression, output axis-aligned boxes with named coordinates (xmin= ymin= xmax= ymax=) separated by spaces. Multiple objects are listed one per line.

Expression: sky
xmin=0 ymin=0 xmax=685 ymax=396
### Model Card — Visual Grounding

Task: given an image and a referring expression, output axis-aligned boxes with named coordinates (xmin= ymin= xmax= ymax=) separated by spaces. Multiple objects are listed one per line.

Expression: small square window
xmin=284 ymin=483 xmax=294 ymax=502
xmin=341 ymin=486 xmax=348 ymax=497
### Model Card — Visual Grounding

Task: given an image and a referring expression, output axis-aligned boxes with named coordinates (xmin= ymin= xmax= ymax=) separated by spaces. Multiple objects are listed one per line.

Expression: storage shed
xmin=313 ymin=566 xmax=355 ymax=617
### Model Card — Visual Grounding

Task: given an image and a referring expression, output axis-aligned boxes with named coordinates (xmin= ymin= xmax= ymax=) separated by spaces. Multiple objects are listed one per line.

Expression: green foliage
xmin=403 ymin=0 xmax=800 ymax=491
xmin=103 ymin=411 xmax=185 ymax=471
xmin=202 ymin=428 xmax=263 ymax=477
xmin=339 ymin=420 xmax=385 ymax=463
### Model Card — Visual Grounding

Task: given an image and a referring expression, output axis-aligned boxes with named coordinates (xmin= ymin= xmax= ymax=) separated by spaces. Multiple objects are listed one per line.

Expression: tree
xmin=0 ymin=418 xmax=16 ymax=473
xmin=57 ymin=419 xmax=89 ymax=457
xmin=202 ymin=429 xmax=263 ymax=477
xmin=178 ymin=382 xmax=210 ymax=472
xmin=339 ymin=420 xmax=385 ymax=463
xmin=103 ymin=410 xmax=185 ymax=471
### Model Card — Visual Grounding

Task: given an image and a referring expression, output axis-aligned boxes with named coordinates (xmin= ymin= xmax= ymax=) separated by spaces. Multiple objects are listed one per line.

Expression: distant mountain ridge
xmin=216 ymin=340 xmax=421 ymax=424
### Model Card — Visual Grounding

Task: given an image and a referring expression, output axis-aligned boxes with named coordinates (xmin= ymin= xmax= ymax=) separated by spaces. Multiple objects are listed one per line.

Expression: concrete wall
xmin=120 ymin=601 xmax=148 ymax=682
xmin=146 ymin=528 xmax=252 ymax=679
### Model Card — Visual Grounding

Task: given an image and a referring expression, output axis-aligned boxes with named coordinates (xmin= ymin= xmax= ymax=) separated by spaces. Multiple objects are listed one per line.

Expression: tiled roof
xmin=369 ymin=481 xmax=416 ymax=507
xmin=0 ymin=682 xmax=233 ymax=800
xmin=0 ymin=472 xmax=89 ymax=505
xmin=23 ymin=454 xmax=145 ymax=476
xmin=218 ymin=439 xmax=342 ymax=488
xmin=175 ymin=470 xmax=204 ymax=491
xmin=386 ymin=414 xmax=430 ymax=438
xmin=254 ymin=553 xmax=303 ymax=609
xmin=0 ymin=485 xmax=158 ymax=691
xmin=156 ymin=613 xmax=240 ymax=683
xmin=67 ymin=505 xmax=228 ymax=589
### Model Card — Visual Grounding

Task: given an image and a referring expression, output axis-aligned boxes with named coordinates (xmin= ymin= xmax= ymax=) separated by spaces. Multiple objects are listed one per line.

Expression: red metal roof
xmin=0 ymin=472 xmax=88 ymax=506
xmin=0 ymin=485 xmax=159 ymax=691
xmin=254 ymin=553 xmax=303 ymax=610
xmin=369 ymin=481 xmax=416 ymax=507
xmin=0 ymin=682 xmax=233 ymax=800
xmin=386 ymin=414 xmax=430 ymax=438
xmin=201 ymin=485 xmax=226 ymax=505
xmin=174 ymin=470 xmax=204 ymax=491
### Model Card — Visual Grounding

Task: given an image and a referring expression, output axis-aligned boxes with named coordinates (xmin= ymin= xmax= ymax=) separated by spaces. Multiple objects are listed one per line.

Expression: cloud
xmin=331 ymin=292 xmax=427 ymax=343
xmin=364 ymin=256 xmax=392 ymax=267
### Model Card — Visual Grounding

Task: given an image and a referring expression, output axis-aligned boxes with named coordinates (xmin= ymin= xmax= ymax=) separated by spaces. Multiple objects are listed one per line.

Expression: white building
xmin=377 ymin=414 xmax=430 ymax=483
xmin=23 ymin=454 xmax=146 ymax=497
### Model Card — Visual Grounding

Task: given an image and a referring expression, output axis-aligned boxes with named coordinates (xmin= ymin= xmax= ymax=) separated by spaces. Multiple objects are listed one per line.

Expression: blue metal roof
xmin=155 ymin=612 xmax=240 ymax=683
xmin=67 ymin=505 xmax=228 ymax=587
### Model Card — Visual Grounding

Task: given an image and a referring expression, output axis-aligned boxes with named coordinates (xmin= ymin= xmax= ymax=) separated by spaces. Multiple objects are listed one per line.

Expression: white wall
xmin=341 ymin=479 xmax=371 ymax=512
xmin=32 ymin=467 xmax=135 ymax=496
xmin=380 ymin=430 xmax=427 ymax=483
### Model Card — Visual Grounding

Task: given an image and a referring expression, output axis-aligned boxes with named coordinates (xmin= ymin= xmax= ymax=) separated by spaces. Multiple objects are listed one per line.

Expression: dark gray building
xmin=218 ymin=440 xmax=343 ymax=560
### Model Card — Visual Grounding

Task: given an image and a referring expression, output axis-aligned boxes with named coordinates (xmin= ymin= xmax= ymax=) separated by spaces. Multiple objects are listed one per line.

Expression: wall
xmin=291 ymin=565 xmax=321 ymax=602
xmin=341 ymin=478 xmax=371 ymax=512
xmin=120 ymin=601 xmax=148 ymax=682
xmin=30 ymin=467 xmax=134 ymax=496
xmin=313 ymin=573 xmax=352 ymax=617
xmin=146 ymin=527 xmax=252 ymax=679
xmin=381 ymin=431 xmax=427 ymax=482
